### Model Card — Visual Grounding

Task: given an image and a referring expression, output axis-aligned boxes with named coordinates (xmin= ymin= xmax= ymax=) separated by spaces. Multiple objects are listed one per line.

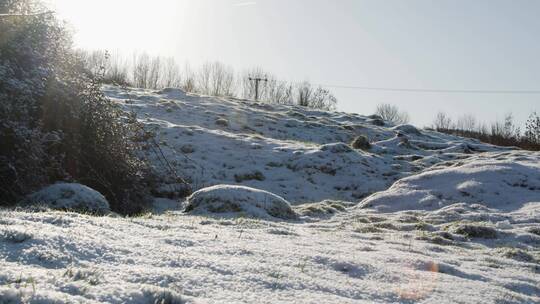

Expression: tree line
xmin=80 ymin=50 xmax=338 ymax=111
xmin=372 ymin=103 xmax=540 ymax=151
xmin=431 ymin=112 xmax=540 ymax=151
xmin=81 ymin=50 xmax=540 ymax=151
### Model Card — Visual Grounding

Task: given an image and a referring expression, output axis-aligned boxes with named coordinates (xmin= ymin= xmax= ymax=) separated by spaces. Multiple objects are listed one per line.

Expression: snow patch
xmin=22 ymin=183 xmax=110 ymax=214
xmin=185 ymin=185 xmax=297 ymax=219
xmin=359 ymin=152 xmax=540 ymax=213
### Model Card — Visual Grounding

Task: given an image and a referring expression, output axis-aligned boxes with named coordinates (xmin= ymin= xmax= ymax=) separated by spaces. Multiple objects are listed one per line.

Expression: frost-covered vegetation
xmin=0 ymin=0 xmax=156 ymax=214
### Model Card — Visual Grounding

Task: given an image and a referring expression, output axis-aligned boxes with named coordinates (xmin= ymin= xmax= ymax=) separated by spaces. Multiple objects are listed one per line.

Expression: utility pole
xmin=248 ymin=76 xmax=268 ymax=101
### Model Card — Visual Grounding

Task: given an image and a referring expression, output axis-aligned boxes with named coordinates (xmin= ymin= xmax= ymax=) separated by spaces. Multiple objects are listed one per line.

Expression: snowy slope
xmin=359 ymin=150 xmax=540 ymax=212
xmin=1 ymin=86 xmax=539 ymax=304
xmin=103 ymin=86 xmax=508 ymax=204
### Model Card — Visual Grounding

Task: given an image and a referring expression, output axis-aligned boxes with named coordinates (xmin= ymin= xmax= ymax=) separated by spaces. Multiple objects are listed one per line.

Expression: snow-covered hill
xmin=103 ymin=86 xmax=510 ymax=205
xmin=1 ymin=86 xmax=539 ymax=303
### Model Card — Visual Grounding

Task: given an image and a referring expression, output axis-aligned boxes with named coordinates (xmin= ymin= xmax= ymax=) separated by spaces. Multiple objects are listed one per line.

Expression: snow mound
xmin=185 ymin=185 xmax=297 ymax=219
xmin=157 ymin=87 xmax=188 ymax=99
xmin=138 ymin=286 xmax=185 ymax=304
xmin=320 ymin=142 xmax=354 ymax=153
xmin=359 ymin=152 xmax=540 ymax=212
xmin=391 ymin=124 xmax=422 ymax=136
xmin=23 ymin=183 xmax=110 ymax=214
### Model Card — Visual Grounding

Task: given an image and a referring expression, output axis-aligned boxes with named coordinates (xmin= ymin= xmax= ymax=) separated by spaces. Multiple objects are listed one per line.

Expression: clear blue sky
xmin=50 ymin=0 xmax=540 ymax=127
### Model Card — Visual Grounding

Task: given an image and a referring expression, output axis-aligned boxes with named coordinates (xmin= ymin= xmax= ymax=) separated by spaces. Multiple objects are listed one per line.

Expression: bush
xmin=351 ymin=135 xmax=371 ymax=150
xmin=375 ymin=104 xmax=410 ymax=125
xmin=452 ymin=223 xmax=498 ymax=239
xmin=525 ymin=112 xmax=540 ymax=145
xmin=0 ymin=0 xmax=155 ymax=214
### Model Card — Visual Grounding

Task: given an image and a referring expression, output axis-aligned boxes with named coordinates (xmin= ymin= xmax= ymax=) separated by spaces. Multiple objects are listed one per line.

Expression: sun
xmin=45 ymin=0 xmax=188 ymax=54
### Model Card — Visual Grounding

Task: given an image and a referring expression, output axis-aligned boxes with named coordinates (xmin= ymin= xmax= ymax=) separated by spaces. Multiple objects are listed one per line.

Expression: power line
xmin=267 ymin=78 xmax=540 ymax=95
xmin=0 ymin=11 xmax=54 ymax=17
xmin=313 ymin=84 xmax=540 ymax=95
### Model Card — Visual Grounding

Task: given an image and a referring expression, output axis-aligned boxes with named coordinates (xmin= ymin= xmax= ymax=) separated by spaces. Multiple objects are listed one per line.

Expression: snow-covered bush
xmin=351 ymin=135 xmax=371 ymax=150
xmin=451 ymin=223 xmax=498 ymax=239
xmin=23 ymin=183 xmax=110 ymax=214
xmin=295 ymin=200 xmax=347 ymax=217
xmin=185 ymin=185 xmax=297 ymax=219
xmin=0 ymin=0 xmax=155 ymax=214
xmin=139 ymin=286 xmax=185 ymax=304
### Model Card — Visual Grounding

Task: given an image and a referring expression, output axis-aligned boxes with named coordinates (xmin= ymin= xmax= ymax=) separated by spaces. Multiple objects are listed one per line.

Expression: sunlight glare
xmin=46 ymin=0 xmax=188 ymax=55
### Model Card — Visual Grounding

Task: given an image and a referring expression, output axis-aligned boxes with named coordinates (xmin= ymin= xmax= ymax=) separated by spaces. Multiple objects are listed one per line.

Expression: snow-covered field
xmin=1 ymin=86 xmax=539 ymax=303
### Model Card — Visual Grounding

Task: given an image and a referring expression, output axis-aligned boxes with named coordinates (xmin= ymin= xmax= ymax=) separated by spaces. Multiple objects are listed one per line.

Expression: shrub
xmin=295 ymin=82 xmax=337 ymax=111
xmin=295 ymin=200 xmax=347 ymax=217
xmin=525 ymin=112 xmax=540 ymax=145
xmin=0 ymin=0 xmax=155 ymax=214
xmin=452 ymin=223 xmax=498 ymax=239
xmin=375 ymin=104 xmax=410 ymax=125
xmin=351 ymin=135 xmax=371 ymax=150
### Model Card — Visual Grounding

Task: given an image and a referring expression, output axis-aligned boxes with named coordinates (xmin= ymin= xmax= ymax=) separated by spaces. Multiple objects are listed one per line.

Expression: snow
xmin=1 ymin=207 xmax=538 ymax=303
xmin=102 ymin=85 xmax=507 ymax=204
xmin=185 ymin=185 xmax=297 ymax=219
xmin=21 ymin=183 xmax=110 ymax=214
xmin=1 ymin=86 xmax=539 ymax=303
xmin=359 ymin=151 xmax=540 ymax=213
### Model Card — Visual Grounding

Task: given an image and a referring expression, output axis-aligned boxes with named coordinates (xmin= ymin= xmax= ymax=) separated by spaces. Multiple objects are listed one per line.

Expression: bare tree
xmin=133 ymin=53 xmax=151 ymax=89
xmin=162 ymin=57 xmax=182 ymax=88
xmin=80 ymin=49 xmax=108 ymax=77
xmin=291 ymin=82 xmax=336 ymax=110
xmin=296 ymin=82 xmax=314 ymax=107
xmin=148 ymin=56 xmax=162 ymax=89
xmin=433 ymin=112 xmax=452 ymax=130
xmin=307 ymin=87 xmax=337 ymax=110
xmin=197 ymin=62 xmax=212 ymax=94
xmin=491 ymin=113 xmax=519 ymax=139
xmin=79 ymin=49 xmax=129 ymax=85
xmin=106 ymin=50 xmax=129 ymax=85
xmin=268 ymin=80 xmax=293 ymax=105
xmin=375 ymin=104 xmax=410 ymax=125
xmin=181 ymin=63 xmax=196 ymax=93
xmin=456 ymin=114 xmax=477 ymax=132
xmin=196 ymin=62 xmax=235 ymax=96
xmin=210 ymin=62 xmax=235 ymax=96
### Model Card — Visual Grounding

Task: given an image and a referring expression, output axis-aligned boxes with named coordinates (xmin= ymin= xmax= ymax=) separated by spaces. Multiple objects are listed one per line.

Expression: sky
xmin=47 ymin=0 xmax=540 ymax=127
